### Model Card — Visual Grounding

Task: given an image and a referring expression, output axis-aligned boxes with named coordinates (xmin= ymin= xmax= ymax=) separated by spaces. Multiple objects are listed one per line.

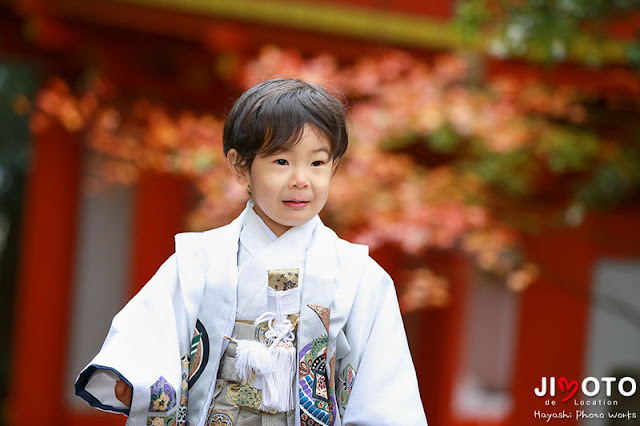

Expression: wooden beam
xmin=104 ymin=0 xmax=461 ymax=50
xmin=93 ymin=0 xmax=634 ymax=65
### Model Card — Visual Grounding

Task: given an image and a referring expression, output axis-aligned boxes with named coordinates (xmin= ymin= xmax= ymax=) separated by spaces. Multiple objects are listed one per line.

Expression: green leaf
xmin=427 ymin=125 xmax=461 ymax=153
xmin=539 ymin=128 xmax=599 ymax=173
xmin=577 ymin=150 xmax=640 ymax=205
xmin=470 ymin=149 xmax=535 ymax=196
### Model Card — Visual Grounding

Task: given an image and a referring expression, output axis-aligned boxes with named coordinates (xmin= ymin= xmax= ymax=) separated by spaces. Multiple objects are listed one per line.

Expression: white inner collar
xmin=239 ymin=200 xmax=320 ymax=261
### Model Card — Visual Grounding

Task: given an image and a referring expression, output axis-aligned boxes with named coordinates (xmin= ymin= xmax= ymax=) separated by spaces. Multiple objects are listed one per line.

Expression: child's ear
xmin=331 ymin=158 xmax=340 ymax=175
xmin=226 ymin=149 xmax=249 ymax=185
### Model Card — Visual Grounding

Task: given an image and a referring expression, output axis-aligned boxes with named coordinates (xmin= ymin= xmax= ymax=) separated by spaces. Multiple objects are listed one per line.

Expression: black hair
xmin=223 ymin=78 xmax=348 ymax=169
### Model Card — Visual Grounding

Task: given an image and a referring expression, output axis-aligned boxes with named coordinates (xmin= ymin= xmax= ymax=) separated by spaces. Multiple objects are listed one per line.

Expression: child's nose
xmin=289 ymin=167 xmax=310 ymax=188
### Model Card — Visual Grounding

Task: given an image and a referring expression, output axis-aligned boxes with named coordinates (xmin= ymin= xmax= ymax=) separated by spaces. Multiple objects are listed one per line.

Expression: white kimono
xmin=76 ymin=203 xmax=427 ymax=425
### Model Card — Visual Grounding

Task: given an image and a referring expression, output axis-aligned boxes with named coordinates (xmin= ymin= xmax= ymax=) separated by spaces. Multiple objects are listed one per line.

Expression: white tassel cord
xmin=234 ymin=339 xmax=272 ymax=384
xmin=230 ymin=311 xmax=297 ymax=412
xmin=270 ymin=340 xmax=296 ymax=411
xmin=234 ymin=338 xmax=280 ymax=410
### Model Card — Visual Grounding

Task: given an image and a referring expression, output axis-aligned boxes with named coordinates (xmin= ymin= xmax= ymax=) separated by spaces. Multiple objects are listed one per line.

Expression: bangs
xmin=223 ymin=78 xmax=348 ymax=167
xmin=249 ymin=87 xmax=342 ymax=159
xmin=258 ymin=120 xmax=330 ymax=159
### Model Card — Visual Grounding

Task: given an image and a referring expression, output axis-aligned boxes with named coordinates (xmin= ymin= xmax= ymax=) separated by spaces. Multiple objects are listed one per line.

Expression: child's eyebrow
xmin=267 ymin=147 xmax=330 ymax=156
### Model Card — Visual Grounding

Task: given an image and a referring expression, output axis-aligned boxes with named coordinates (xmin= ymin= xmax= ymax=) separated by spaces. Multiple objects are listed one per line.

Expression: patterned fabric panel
xmin=336 ymin=364 xmax=356 ymax=416
xmin=207 ymin=378 xmax=294 ymax=425
xmin=147 ymin=413 xmax=177 ymax=426
xmin=298 ymin=337 xmax=334 ymax=426
xmin=149 ymin=376 xmax=177 ymax=413
xmin=146 ymin=355 xmax=190 ymax=425
xmin=188 ymin=320 xmax=210 ymax=388
xmin=268 ymin=269 xmax=299 ymax=291
xmin=206 ymin=409 xmax=235 ymax=426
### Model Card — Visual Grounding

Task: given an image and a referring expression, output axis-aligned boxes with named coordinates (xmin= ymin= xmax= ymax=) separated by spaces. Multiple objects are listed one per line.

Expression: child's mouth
xmin=283 ymin=200 xmax=309 ymax=208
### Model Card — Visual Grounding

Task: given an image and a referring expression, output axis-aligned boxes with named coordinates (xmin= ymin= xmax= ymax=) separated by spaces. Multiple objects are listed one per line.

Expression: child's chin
xmin=282 ymin=216 xmax=313 ymax=227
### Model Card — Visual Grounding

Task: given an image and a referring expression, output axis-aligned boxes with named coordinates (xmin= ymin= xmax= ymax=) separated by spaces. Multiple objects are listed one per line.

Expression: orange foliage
xmin=37 ymin=46 xmax=628 ymax=311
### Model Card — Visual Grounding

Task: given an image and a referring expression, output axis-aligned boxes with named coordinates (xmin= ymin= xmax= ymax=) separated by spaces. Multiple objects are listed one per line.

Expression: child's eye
xmin=311 ymin=160 xmax=326 ymax=167
xmin=275 ymin=159 xmax=288 ymax=166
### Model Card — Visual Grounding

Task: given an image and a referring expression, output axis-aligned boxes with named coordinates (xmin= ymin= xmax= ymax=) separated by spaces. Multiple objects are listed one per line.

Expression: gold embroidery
xmin=267 ymin=268 xmax=299 ymax=291
xmin=225 ymin=383 xmax=262 ymax=410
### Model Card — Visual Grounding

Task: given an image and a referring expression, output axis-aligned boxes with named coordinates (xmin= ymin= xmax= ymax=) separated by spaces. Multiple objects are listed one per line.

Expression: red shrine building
xmin=4 ymin=1 xmax=640 ymax=425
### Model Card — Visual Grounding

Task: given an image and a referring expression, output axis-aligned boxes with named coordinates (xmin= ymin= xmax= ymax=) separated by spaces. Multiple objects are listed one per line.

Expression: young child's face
xmin=232 ymin=124 xmax=335 ymax=237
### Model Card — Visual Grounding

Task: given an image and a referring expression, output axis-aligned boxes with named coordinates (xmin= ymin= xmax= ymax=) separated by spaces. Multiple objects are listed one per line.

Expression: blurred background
xmin=1 ymin=0 xmax=640 ymax=425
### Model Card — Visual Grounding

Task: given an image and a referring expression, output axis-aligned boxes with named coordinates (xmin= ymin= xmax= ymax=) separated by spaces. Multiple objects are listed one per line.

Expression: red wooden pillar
xmin=509 ymin=226 xmax=597 ymax=426
xmin=10 ymin=127 xmax=83 ymax=425
xmin=128 ymin=172 xmax=191 ymax=297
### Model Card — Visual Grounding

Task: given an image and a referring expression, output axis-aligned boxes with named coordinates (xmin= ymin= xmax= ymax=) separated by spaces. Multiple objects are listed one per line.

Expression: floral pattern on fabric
xmin=149 ymin=376 xmax=177 ymax=413
xmin=206 ymin=409 xmax=235 ymax=426
xmin=336 ymin=364 xmax=356 ymax=414
xmin=146 ymin=358 xmax=189 ymax=426
xmin=225 ymin=383 xmax=262 ymax=410
xmin=147 ymin=412 xmax=176 ymax=426
xmin=268 ymin=268 xmax=299 ymax=291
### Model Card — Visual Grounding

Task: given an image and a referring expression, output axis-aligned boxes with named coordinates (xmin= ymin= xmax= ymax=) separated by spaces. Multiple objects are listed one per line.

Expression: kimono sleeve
xmin=338 ymin=258 xmax=428 ymax=425
xmin=75 ymin=254 xmax=186 ymax=424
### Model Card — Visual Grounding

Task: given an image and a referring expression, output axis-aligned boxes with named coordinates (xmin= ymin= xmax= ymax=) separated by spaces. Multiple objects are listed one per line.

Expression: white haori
xmin=75 ymin=202 xmax=428 ymax=425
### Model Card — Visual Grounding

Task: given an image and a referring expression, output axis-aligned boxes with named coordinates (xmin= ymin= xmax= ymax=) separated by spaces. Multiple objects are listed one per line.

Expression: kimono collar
xmin=239 ymin=200 xmax=320 ymax=262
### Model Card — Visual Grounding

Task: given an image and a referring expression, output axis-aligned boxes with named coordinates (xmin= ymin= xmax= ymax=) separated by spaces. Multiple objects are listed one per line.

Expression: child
xmin=76 ymin=78 xmax=428 ymax=425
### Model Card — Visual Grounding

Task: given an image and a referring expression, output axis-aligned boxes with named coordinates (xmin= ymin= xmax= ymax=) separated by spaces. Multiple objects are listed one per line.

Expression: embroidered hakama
xmin=206 ymin=322 xmax=296 ymax=426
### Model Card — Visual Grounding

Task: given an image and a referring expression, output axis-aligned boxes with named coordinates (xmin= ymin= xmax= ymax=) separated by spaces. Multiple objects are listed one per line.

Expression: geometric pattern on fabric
xmin=205 ymin=409 xmax=235 ymax=426
xmin=225 ymin=383 xmax=262 ymax=410
xmin=178 ymin=355 xmax=190 ymax=425
xmin=298 ymin=334 xmax=334 ymax=426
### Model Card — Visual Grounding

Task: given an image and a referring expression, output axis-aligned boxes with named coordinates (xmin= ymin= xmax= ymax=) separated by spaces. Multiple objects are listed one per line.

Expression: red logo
xmin=535 ymin=376 xmax=637 ymax=401
xmin=558 ymin=377 xmax=579 ymax=402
